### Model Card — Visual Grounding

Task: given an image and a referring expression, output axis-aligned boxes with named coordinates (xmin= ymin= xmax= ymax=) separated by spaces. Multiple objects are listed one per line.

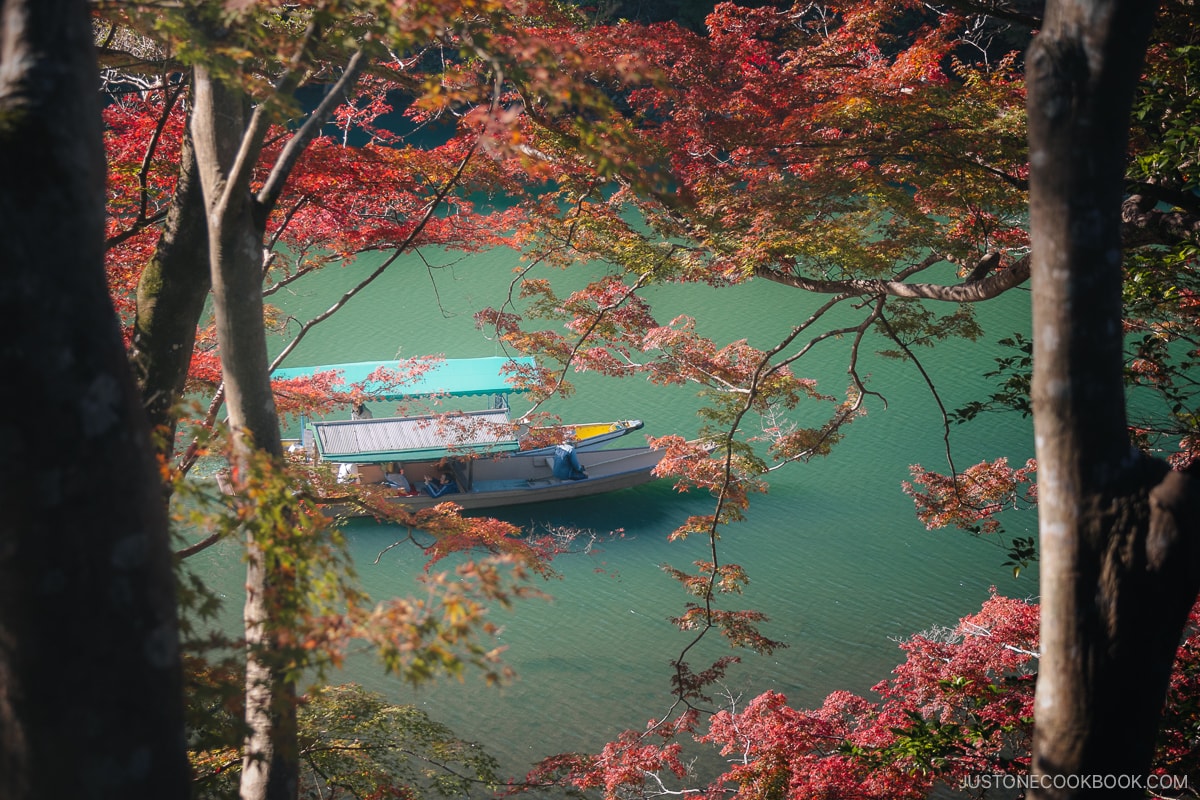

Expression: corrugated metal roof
xmin=311 ymin=409 xmax=519 ymax=463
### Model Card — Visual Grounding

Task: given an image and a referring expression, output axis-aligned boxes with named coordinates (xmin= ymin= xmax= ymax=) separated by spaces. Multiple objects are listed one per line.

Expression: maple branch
xmin=544 ymin=271 xmax=654 ymax=409
xmin=412 ymin=247 xmax=461 ymax=317
xmin=268 ymin=138 xmax=482 ymax=373
xmin=755 ymin=253 xmax=1031 ymax=302
xmin=177 ymin=385 xmax=226 ymax=477
xmin=256 ymin=48 xmax=366 ymax=213
xmin=494 ymin=186 xmax=602 ymax=320
xmin=175 ymin=531 xmax=222 ymax=559
xmin=261 ymin=196 xmax=313 ymax=288
xmin=95 ymin=47 xmax=187 ymax=79
xmin=747 ymin=295 xmax=879 ymax=468
xmin=300 ymin=759 xmax=354 ymax=800
xmin=136 ymin=78 xmax=186 ymax=224
xmin=264 ymin=257 xmax=336 ymax=298
xmin=753 ymin=299 xmax=885 ymax=473
xmin=105 ymin=208 xmax=168 ymax=248
xmin=217 ymin=14 xmax=320 ymax=220
xmin=1124 ymin=182 xmax=1200 ymax=217
xmin=637 ymin=770 xmax=707 ymax=798
xmin=928 ymin=0 xmax=1043 ymax=29
xmin=757 ymin=290 xmax=887 ymax=415
xmin=848 ymin=299 xmax=890 ymax=410
xmin=373 ymin=529 xmax=427 ymax=564
xmin=960 ymin=620 xmax=1043 ymax=658
xmin=1120 ymin=193 xmax=1200 ymax=248
xmin=769 ymin=292 xmax=878 ymax=391
xmin=875 ymin=308 xmax=959 ymax=483
xmin=360 ymin=57 xmax=424 ymax=95
xmin=662 ymin=303 xmax=811 ymax=718
xmin=955 ymin=152 xmax=1029 ymax=192
xmin=104 ymin=76 xmax=182 ymax=248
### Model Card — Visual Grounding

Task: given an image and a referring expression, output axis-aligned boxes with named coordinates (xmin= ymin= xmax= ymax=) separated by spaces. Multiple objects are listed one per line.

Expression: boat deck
xmin=340 ymin=446 xmax=669 ymax=513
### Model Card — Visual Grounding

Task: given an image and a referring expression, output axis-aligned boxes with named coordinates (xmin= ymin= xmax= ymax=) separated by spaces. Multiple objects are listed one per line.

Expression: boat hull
xmin=340 ymin=446 xmax=666 ymax=514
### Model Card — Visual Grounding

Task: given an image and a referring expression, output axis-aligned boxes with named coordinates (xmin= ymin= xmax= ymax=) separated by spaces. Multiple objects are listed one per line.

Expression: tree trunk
xmin=1026 ymin=1 xmax=1200 ymax=796
xmin=131 ymin=109 xmax=213 ymax=461
xmin=0 ymin=1 xmax=190 ymax=797
xmin=190 ymin=63 xmax=297 ymax=800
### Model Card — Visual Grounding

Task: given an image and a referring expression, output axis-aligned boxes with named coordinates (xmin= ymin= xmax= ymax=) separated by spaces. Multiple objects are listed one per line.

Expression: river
xmin=188 ymin=241 xmax=1037 ymax=778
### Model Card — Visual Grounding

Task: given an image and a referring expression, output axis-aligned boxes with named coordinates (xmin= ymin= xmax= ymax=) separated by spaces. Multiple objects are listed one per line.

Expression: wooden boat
xmin=271 ymin=357 xmax=667 ymax=512
xmin=522 ymin=419 xmax=644 ymax=454
xmin=342 ymin=445 xmax=667 ymax=512
xmin=300 ymin=410 xmax=643 ymax=461
xmin=275 ymin=356 xmax=642 ymax=452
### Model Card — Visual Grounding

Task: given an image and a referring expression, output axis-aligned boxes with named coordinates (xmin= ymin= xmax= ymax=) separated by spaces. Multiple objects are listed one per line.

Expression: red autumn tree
xmin=529 ymin=591 xmax=1200 ymax=798
xmin=97 ymin=5 xmax=657 ymax=800
xmin=94 ymin=0 xmax=1200 ymax=796
xmin=472 ymin=1 xmax=1200 ymax=796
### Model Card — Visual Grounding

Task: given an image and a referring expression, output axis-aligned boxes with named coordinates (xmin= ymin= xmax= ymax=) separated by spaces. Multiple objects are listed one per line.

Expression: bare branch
xmin=928 ymin=0 xmax=1043 ymax=29
xmin=256 ymin=49 xmax=367 ymax=212
xmin=1121 ymin=194 xmax=1200 ymax=248
xmin=267 ymin=138 xmax=482 ymax=374
xmin=756 ymin=253 xmax=1031 ymax=302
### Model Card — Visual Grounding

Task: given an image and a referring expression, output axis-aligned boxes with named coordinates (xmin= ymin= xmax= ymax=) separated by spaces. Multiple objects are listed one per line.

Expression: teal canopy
xmin=271 ymin=356 xmax=536 ymax=401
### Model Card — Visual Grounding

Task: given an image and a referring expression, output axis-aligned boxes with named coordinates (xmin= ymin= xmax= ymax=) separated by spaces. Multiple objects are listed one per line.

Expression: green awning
xmin=272 ymin=356 xmax=536 ymax=401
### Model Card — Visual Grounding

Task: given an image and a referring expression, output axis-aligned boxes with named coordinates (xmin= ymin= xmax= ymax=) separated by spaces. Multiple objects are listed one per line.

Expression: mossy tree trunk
xmin=131 ymin=109 xmax=212 ymax=461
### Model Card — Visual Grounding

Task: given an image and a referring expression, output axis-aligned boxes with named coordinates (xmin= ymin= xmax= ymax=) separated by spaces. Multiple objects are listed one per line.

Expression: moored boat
xmin=521 ymin=418 xmax=645 ymax=454
xmin=271 ymin=356 xmax=667 ymax=513
xmin=337 ymin=445 xmax=667 ymax=512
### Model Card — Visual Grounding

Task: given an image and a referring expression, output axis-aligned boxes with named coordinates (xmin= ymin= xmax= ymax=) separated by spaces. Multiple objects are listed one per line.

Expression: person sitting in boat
xmin=424 ymin=471 xmax=459 ymax=497
xmin=383 ymin=463 xmax=417 ymax=495
xmin=351 ymin=398 xmax=373 ymax=420
xmin=552 ymin=442 xmax=587 ymax=481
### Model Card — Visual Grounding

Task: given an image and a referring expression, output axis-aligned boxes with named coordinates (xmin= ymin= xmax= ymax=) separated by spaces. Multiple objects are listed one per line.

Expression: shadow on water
xmin=466 ymin=480 xmax=709 ymax=533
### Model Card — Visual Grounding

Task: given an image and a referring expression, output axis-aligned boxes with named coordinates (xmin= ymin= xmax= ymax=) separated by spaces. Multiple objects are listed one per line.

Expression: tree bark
xmin=756 ymin=253 xmax=1031 ymax=302
xmin=0 ymin=0 xmax=190 ymax=797
xmin=188 ymin=27 xmax=366 ymax=795
xmin=190 ymin=63 xmax=296 ymax=800
xmin=1026 ymin=1 xmax=1200 ymax=796
xmin=131 ymin=107 xmax=213 ymax=460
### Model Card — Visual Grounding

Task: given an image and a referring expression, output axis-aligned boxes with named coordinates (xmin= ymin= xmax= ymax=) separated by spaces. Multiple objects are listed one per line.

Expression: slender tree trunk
xmin=1027 ymin=2 xmax=1200 ymax=796
xmin=191 ymin=63 xmax=297 ymax=800
xmin=190 ymin=68 xmax=282 ymax=464
xmin=190 ymin=62 xmax=294 ymax=800
xmin=132 ymin=109 xmax=213 ymax=461
xmin=187 ymin=26 xmax=366 ymax=794
xmin=0 ymin=0 xmax=190 ymax=797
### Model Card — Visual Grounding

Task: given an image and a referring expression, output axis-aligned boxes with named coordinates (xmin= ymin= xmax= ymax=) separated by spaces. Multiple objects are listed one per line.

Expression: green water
xmin=193 ymin=244 xmax=1037 ymax=775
